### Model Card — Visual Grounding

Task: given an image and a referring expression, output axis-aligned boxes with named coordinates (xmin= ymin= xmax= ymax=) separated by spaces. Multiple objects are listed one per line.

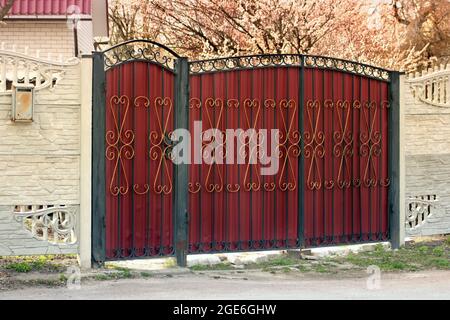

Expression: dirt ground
xmin=0 ymin=269 xmax=449 ymax=300
xmin=0 ymin=236 xmax=448 ymax=298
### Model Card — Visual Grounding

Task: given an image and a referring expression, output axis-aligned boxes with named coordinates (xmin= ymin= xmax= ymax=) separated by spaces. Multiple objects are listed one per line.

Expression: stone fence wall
xmin=0 ymin=47 xmax=448 ymax=258
xmin=404 ymin=63 xmax=450 ymax=237
xmin=0 ymin=48 xmax=80 ymax=255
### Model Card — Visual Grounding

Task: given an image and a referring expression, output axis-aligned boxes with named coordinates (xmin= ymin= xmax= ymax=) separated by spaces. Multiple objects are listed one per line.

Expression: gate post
xmin=298 ymin=58 xmax=305 ymax=248
xmin=174 ymin=57 xmax=190 ymax=267
xmin=389 ymin=71 xmax=405 ymax=249
xmin=79 ymin=55 xmax=93 ymax=269
xmin=91 ymin=52 xmax=106 ymax=266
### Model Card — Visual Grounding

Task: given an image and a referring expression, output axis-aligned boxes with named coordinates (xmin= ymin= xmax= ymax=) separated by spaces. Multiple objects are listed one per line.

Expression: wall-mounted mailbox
xmin=12 ymin=84 xmax=34 ymax=122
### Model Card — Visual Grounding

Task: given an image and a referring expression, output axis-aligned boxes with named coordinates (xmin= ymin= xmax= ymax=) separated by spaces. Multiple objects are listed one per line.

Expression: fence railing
xmin=0 ymin=44 xmax=79 ymax=93
xmin=407 ymin=63 xmax=450 ymax=108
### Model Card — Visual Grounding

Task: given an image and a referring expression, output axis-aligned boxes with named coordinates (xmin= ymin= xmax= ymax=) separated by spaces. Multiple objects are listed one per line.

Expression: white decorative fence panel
xmin=0 ymin=48 xmax=81 ymax=256
xmin=407 ymin=64 xmax=450 ymax=108
xmin=404 ymin=62 xmax=450 ymax=237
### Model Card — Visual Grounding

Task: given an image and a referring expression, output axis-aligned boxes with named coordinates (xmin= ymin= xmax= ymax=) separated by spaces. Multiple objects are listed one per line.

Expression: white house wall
xmin=0 ymin=20 xmax=75 ymax=59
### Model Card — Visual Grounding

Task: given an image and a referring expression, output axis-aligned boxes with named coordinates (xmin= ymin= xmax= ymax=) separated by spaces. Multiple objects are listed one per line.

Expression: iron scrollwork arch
xmin=101 ymin=40 xmax=181 ymax=72
xmin=189 ymin=54 xmax=391 ymax=82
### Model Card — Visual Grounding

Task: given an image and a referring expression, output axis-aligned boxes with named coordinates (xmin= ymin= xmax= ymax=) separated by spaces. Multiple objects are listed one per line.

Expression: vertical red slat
xmin=119 ymin=63 xmax=132 ymax=257
xmin=214 ymin=71 xmax=225 ymax=250
xmin=303 ymin=68 xmax=313 ymax=246
xmin=226 ymin=70 xmax=240 ymax=250
xmin=263 ymin=68 xmax=275 ymax=248
xmin=237 ymin=70 xmax=252 ymax=250
xmin=352 ymin=76 xmax=361 ymax=240
xmin=287 ymin=67 xmax=300 ymax=247
xmin=132 ymin=62 xmax=148 ymax=256
xmin=251 ymin=68 xmax=263 ymax=248
xmin=370 ymin=79 xmax=380 ymax=240
xmin=148 ymin=64 xmax=161 ymax=254
xmin=163 ymin=70 xmax=174 ymax=254
xmin=275 ymin=68 xmax=286 ymax=246
xmin=343 ymin=73 xmax=354 ymax=241
xmin=201 ymin=73 xmax=214 ymax=251
xmin=188 ymin=75 xmax=201 ymax=252
xmin=323 ymin=69 xmax=333 ymax=244
xmin=360 ymin=77 xmax=370 ymax=240
xmin=314 ymin=69 xmax=324 ymax=245
xmin=333 ymin=71 xmax=344 ymax=241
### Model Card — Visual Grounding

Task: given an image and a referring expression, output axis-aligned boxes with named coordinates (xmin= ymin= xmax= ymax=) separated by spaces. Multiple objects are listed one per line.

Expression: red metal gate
xmin=92 ymin=41 xmax=399 ymax=264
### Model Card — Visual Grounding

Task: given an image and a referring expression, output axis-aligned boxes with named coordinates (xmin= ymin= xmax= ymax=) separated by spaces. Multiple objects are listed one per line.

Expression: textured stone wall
xmin=404 ymin=70 xmax=450 ymax=237
xmin=0 ymin=206 xmax=78 ymax=256
xmin=0 ymin=61 xmax=80 ymax=256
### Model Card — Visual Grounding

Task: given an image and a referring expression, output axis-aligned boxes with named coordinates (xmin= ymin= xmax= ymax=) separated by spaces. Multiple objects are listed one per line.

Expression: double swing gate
xmin=92 ymin=40 xmax=400 ymax=265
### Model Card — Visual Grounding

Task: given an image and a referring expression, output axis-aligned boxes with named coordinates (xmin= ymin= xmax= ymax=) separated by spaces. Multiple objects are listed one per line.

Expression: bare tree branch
xmin=0 ymin=0 xmax=15 ymax=20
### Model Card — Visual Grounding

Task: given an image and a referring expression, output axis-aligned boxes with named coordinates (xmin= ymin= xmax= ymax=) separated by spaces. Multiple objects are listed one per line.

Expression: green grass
xmin=93 ymin=269 xmax=134 ymax=281
xmin=1 ymin=255 xmax=67 ymax=273
xmin=335 ymin=242 xmax=449 ymax=272
xmin=297 ymin=264 xmax=310 ymax=272
xmin=189 ymin=239 xmax=448 ymax=274
xmin=140 ymin=271 xmax=153 ymax=278
xmin=430 ymin=258 xmax=449 ymax=268
xmin=59 ymin=274 xmax=68 ymax=282
xmin=94 ymin=274 xmax=111 ymax=281
xmin=190 ymin=262 xmax=232 ymax=271
xmin=446 ymin=236 xmax=450 ymax=246
xmin=432 ymin=246 xmax=445 ymax=257
xmin=258 ymin=239 xmax=449 ymax=274
xmin=4 ymin=262 xmax=33 ymax=273
xmin=313 ymin=265 xmax=330 ymax=273
xmin=254 ymin=256 xmax=299 ymax=269
xmin=418 ymin=246 xmax=429 ymax=254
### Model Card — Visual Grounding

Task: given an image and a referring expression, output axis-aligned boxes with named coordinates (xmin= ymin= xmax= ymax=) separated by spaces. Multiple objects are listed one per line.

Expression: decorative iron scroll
xmin=106 ymin=95 xmax=135 ymax=196
xmin=304 ymin=100 xmax=325 ymax=190
xmin=102 ymin=40 xmax=180 ymax=71
xmin=106 ymin=95 xmax=174 ymax=196
xmin=189 ymin=98 xmax=301 ymax=193
xmin=149 ymin=96 xmax=174 ymax=195
xmin=359 ymin=100 xmax=391 ymax=188
xmin=105 ymin=96 xmax=389 ymax=195
xmin=304 ymin=56 xmax=390 ymax=81
xmin=304 ymin=99 xmax=390 ymax=190
xmin=189 ymin=54 xmax=390 ymax=81
xmin=14 ymin=205 xmax=77 ymax=245
xmin=277 ymin=99 xmax=301 ymax=191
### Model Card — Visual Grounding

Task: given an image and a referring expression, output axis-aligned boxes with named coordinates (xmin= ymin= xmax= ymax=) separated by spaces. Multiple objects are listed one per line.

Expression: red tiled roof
xmin=1 ymin=0 xmax=92 ymax=16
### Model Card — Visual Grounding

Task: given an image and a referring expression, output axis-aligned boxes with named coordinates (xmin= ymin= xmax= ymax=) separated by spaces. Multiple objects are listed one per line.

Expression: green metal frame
xmin=388 ymin=71 xmax=401 ymax=249
xmin=92 ymin=52 xmax=107 ymax=266
xmin=173 ymin=58 xmax=190 ymax=266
